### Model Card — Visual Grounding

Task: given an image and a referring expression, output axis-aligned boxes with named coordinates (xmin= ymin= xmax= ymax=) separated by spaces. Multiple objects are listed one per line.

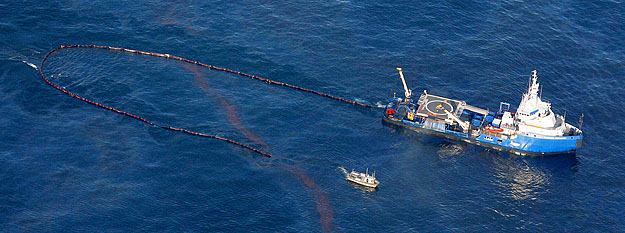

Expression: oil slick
xmin=183 ymin=63 xmax=270 ymax=150
xmin=285 ymin=165 xmax=336 ymax=233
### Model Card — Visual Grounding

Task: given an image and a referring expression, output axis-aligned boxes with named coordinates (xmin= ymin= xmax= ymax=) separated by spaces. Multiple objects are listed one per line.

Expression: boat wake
xmin=374 ymin=101 xmax=386 ymax=108
xmin=353 ymin=98 xmax=369 ymax=106
xmin=337 ymin=166 xmax=348 ymax=178
xmin=352 ymin=98 xmax=386 ymax=108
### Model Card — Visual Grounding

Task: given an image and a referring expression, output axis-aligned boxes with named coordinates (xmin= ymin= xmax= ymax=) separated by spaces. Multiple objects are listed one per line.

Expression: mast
xmin=531 ymin=70 xmax=539 ymax=95
xmin=579 ymin=113 xmax=584 ymax=130
xmin=528 ymin=71 xmax=532 ymax=93
xmin=396 ymin=68 xmax=412 ymax=100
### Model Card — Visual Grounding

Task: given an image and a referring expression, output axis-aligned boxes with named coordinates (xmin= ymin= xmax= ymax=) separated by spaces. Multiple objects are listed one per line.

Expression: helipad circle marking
xmin=425 ymin=100 xmax=453 ymax=116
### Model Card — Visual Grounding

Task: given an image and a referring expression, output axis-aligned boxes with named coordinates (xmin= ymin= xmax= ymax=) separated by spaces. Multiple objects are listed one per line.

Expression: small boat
xmin=347 ymin=168 xmax=380 ymax=188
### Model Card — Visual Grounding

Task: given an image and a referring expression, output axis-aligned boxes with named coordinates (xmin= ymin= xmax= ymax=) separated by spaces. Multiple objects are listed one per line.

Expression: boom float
xmin=383 ymin=68 xmax=583 ymax=155
xmin=38 ymin=45 xmax=370 ymax=157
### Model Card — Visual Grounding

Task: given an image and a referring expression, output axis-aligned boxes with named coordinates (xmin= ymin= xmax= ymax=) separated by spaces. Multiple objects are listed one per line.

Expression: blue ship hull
xmin=386 ymin=69 xmax=583 ymax=155
xmin=383 ymin=116 xmax=583 ymax=155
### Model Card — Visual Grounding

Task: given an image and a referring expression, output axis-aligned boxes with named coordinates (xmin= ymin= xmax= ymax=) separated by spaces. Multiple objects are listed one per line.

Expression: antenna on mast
xmin=528 ymin=70 xmax=532 ymax=93
xmin=396 ymin=68 xmax=412 ymax=101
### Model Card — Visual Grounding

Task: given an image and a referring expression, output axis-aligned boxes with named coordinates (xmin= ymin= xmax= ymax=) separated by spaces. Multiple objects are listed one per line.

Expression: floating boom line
xmin=38 ymin=44 xmax=371 ymax=157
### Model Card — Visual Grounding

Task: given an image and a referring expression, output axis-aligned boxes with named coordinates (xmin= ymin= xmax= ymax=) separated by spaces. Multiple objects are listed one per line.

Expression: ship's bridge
xmin=514 ymin=70 xmax=565 ymax=135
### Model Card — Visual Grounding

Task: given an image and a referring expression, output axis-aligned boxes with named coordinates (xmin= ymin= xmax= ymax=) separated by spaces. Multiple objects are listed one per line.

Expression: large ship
xmin=383 ymin=68 xmax=583 ymax=155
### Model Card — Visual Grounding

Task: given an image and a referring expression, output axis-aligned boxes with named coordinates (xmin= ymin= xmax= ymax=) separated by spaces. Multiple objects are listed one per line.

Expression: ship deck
xmin=416 ymin=93 xmax=488 ymax=119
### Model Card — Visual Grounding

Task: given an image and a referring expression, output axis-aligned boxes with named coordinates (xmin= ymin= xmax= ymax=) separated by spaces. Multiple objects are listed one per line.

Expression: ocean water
xmin=1 ymin=0 xmax=624 ymax=232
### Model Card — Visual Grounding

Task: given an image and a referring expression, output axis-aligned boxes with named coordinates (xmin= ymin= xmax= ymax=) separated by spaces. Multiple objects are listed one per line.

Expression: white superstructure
xmin=514 ymin=70 xmax=568 ymax=136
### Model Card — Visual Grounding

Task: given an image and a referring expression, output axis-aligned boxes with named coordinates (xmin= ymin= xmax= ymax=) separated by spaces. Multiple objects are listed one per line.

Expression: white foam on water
xmin=354 ymin=98 xmax=387 ymax=108
xmin=22 ymin=61 xmax=37 ymax=69
xmin=375 ymin=101 xmax=386 ymax=108
xmin=354 ymin=98 xmax=367 ymax=104
xmin=337 ymin=166 xmax=348 ymax=177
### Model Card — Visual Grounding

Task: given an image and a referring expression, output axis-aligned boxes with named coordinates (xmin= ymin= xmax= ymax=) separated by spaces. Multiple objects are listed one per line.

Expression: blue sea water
xmin=1 ymin=0 xmax=624 ymax=232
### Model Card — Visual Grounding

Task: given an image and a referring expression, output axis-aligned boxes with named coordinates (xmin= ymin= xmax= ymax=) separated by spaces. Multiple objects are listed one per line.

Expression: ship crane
xmin=444 ymin=109 xmax=469 ymax=131
xmin=396 ymin=68 xmax=412 ymax=101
